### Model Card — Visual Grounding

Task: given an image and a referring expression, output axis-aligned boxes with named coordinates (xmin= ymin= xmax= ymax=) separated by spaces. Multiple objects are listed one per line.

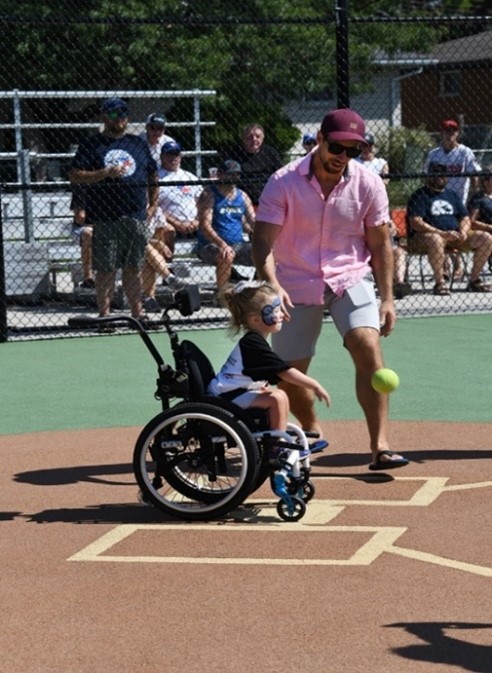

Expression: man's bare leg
xmin=95 ymin=270 xmax=116 ymax=317
xmin=344 ymin=327 xmax=405 ymax=464
xmin=122 ymin=267 xmax=143 ymax=318
xmin=277 ymin=356 xmax=323 ymax=435
xmin=80 ymin=229 xmax=93 ymax=282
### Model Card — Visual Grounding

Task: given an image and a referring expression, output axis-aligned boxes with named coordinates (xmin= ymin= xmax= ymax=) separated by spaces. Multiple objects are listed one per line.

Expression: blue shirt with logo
xmin=407 ymin=185 xmax=467 ymax=234
xmin=71 ymin=133 xmax=157 ymax=221
xmin=197 ymin=185 xmax=247 ymax=248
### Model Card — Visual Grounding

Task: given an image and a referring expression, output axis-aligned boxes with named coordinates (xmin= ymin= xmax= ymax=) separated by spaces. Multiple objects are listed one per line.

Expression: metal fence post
xmin=0 ymin=191 xmax=8 ymax=342
xmin=335 ymin=0 xmax=350 ymax=109
xmin=193 ymin=95 xmax=203 ymax=178
xmin=19 ymin=149 xmax=34 ymax=242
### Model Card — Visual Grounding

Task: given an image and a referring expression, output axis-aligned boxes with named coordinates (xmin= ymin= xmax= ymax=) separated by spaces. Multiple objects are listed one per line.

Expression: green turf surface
xmin=1 ymin=314 xmax=491 ymax=435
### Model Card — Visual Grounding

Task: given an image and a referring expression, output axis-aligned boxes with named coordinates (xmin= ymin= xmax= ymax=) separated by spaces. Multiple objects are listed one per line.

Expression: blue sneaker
xmin=272 ymin=472 xmax=289 ymax=498
xmin=309 ymin=439 xmax=329 ymax=454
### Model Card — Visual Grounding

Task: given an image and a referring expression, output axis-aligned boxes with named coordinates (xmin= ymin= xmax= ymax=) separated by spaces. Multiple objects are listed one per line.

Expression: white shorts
xmin=228 ymin=390 xmax=263 ymax=409
xmin=272 ymin=275 xmax=380 ymax=362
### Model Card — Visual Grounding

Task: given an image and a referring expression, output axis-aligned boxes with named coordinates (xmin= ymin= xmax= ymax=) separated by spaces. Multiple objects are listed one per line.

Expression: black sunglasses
xmin=326 ymin=141 xmax=362 ymax=158
xmin=106 ymin=109 xmax=128 ymax=120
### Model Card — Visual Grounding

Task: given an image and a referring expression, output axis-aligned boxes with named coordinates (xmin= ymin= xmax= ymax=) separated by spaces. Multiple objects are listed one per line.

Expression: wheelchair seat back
xmin=178 ymin=340 xmax=216 ymax=401
xmin=178 ymin=339 xmax=270 ymax=432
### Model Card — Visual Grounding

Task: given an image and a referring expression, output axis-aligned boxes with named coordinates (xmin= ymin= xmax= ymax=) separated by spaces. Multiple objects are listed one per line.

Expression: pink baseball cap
xmin=321 ymin=108 xmax=367 ymax=143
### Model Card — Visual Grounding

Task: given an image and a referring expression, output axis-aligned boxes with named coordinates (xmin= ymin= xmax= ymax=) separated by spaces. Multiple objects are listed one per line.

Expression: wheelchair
xmin=68 ymin=286 xmax=328 ymax=522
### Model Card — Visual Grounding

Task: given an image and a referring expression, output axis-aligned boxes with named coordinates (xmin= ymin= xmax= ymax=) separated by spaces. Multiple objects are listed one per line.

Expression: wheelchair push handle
xmin=68 ymin=315 xmax=143 ymax=329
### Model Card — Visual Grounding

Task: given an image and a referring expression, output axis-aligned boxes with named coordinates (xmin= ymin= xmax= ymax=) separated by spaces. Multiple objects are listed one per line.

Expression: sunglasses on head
xmin=106 ymin=109 xmax=128 ymax=120
xmin=148 ymin=124 xmax=164 ymax=131
xmin=326 ymin=141 xmax=362 ymax=158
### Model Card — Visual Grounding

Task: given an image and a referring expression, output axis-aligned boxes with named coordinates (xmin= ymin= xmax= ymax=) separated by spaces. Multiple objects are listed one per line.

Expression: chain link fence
xmin=1 ymin=5 xmax=491 ymax=341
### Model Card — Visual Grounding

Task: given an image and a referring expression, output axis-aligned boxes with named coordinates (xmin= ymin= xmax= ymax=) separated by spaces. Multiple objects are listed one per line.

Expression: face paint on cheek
xmin=261 ymin=297 xmax=281 ymax=326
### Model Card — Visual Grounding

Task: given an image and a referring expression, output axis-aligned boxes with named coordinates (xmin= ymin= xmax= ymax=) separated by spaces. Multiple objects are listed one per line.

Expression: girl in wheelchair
xmin=207 ymin=281 xmax=331 ymax=494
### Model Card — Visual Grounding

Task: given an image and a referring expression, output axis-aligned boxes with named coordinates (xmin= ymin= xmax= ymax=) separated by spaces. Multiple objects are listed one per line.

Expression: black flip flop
xmin=369 ymin=450 xmax=409 ymax=471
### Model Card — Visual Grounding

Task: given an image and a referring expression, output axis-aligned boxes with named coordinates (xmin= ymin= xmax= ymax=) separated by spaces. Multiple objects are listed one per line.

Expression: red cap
xmin=321 ymin=108 xmax=367 ymax=144
xmin=442 ymin=119 xmax=459 ymax=130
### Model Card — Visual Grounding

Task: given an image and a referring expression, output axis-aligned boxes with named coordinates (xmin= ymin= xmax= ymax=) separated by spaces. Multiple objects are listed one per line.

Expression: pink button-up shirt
xmin=256 ymin=154 xmax=390 ymax=304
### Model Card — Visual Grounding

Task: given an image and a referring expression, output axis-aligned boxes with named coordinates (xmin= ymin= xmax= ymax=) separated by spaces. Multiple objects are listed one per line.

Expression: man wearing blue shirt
xmin=69 ymin=97 xmax=159 ymax=318
xmin=407 ymin=162 xmax=492 ymax=295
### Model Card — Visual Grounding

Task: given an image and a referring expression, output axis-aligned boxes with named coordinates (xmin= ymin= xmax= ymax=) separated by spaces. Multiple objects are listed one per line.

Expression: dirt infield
xmin=2 ymin=419 xmax=491 ymax=673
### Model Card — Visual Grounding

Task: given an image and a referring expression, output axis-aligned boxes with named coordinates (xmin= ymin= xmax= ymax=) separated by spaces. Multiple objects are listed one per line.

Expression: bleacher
xmin=1 ymin=192 xmax=253 ymax=306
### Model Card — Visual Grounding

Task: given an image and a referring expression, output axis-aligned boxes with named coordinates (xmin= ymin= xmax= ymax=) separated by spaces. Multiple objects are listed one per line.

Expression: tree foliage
xmin=0 ymin=0 xmax=489 ymax=156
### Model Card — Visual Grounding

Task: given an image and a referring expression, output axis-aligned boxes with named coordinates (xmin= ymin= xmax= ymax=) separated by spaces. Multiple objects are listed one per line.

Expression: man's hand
xmin=219 ymin=245 xmax=236 ymax=262
xmin=146 ymin=204 xmax=158 ymax=220
xmin=379 ymin=299 xmax=397 ymax=337
xmin=277 ymin=285 xmax=294 ymax=321
xmin=106 ymin=164 xmax=126 ymax=179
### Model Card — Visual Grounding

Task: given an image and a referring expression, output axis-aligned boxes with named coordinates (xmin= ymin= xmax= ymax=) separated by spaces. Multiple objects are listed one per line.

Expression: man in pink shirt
xmin=253 ymin=108 xmax=408 ymax=471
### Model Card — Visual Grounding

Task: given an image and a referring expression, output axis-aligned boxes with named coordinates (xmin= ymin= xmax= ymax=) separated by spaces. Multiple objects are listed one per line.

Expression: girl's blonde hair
xmin=221 ymin=281 xmax=278 ymax=335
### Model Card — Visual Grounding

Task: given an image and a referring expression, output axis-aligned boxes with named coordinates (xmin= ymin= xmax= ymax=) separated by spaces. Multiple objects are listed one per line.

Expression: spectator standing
xmin=425 ymin=119 xmax=481 ymax=205
xmin=196 ymin=159 xmax=255 ymax=296
xmin=69 ymin=97 xmax=158 ymax=319
xmin=140 ymin=113 xmax=175 ymax=164
xmin=230 ymin=123 xmax=282 ymax=205
xmin=356 ymin=133 xmax=410 ymax=298
xmin=407 ymin=162 xmax=492 ymax=295
xmin=252 ymin=108 xmax=409 ymax=471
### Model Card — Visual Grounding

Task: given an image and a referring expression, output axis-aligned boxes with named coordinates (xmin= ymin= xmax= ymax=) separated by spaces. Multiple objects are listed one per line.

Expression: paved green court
xmin=1 ymin=313 xmax=491 ymax=435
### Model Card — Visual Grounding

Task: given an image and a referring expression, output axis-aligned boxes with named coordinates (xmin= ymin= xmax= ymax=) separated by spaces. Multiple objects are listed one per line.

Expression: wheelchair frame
xmin=68 ymin=286 xmax=326 ymax=522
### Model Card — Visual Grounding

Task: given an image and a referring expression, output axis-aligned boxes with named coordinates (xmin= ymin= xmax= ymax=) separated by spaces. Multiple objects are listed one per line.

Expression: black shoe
xmin=467 ymin=279 xmax=492 ymax=293
xmin=230 ymin=267 xmax=249 ymax=282
xmin=143 ymin=297 xmax=160 ymax=312
xmin=393 ymin=282 xmax=412 ymax=299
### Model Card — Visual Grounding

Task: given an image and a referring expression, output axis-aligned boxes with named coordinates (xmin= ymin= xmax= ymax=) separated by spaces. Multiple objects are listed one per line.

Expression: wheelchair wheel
xmin=133 ymin=402 xmax=260 ymax=521
xmin=276 ymin=496 xmax=306 ymax=522
xmin=300 ymin=480 xmax=316 ymax=503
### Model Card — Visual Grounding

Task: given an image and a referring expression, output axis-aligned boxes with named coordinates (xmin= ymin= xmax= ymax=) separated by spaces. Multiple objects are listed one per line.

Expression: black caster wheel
xmin=301 ymin=480 xmax=316 ymax=503
xmin=276 ymin=496 xmax=306 ymax=522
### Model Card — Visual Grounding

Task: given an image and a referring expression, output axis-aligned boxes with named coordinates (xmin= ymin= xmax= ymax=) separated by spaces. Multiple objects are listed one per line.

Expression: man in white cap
xmin=253 ymin=108 xmax=409 ymax=471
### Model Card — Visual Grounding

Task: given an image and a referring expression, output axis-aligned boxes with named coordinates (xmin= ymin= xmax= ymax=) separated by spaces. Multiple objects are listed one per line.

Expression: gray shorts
xmin=92 ymin=217 xmax=149 ymax=272
xmin=272 ymin=275 xmax=379 ymax=361
xmin=197 ymin=241 xmax=252 ymax=266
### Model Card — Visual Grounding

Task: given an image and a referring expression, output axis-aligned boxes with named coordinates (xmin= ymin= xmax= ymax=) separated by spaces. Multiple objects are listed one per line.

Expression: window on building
xmin=439 ymin=71 xmax=462 ymax=97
